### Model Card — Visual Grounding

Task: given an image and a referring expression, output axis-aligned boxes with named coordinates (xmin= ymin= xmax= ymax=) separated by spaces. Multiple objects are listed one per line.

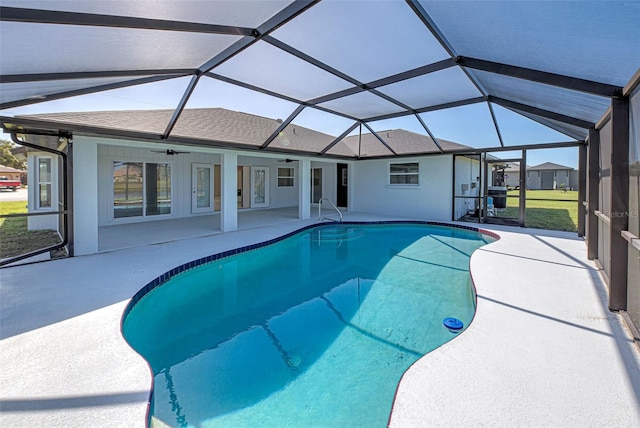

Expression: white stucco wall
xmin=97 ymin=142 xmax=220 ymax=226
xmin=237 ymin=156 xmax=299 ymax=209
xmin=73 ymin=138 xmax=99 ymax=255
xmin=351 ymin=155 xmax=453 ymax=221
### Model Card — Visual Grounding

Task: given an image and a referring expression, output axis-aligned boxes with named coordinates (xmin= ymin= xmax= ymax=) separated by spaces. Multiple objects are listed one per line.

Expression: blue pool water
xmin=122 ymin=223 xmax=493 ymax=427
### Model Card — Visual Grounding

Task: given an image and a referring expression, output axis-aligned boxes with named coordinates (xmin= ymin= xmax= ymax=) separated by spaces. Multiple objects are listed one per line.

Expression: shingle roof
xmin=341 ymin=129 xmax=468 ymax=157
xmin=17 ymin=109 xmax=471 ymax=158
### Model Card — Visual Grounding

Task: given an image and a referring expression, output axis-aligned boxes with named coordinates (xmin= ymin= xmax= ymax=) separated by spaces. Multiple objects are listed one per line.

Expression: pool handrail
xmin=318 ymin=198 xmax=343 ymax=222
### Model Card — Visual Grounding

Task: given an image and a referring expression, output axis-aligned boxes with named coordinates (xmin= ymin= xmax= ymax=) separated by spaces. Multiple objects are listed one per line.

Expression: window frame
xmin=388 ymin=161 xmax=420 ymax=187
xmin=277 ymin=166 xmax=295 ymax=187
xmin=112 ymin=160 xmax=173 ymax=221
xmin=35 ymin=156 xmax=53 ymax=210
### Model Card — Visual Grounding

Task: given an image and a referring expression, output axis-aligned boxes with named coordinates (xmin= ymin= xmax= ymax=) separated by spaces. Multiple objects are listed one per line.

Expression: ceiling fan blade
xmin=150 ymin=149 xmax=191 ymax=155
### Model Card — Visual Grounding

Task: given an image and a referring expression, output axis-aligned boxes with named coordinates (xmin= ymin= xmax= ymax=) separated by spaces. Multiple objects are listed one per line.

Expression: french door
xmin=192 ymin=163 xmax=214 ymax=213
xmin=251 ymin=166 xmax=269 ymax=208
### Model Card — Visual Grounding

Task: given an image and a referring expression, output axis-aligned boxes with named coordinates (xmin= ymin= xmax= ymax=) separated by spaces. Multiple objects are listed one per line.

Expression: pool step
xmin=308 ymin=226 xmax=363 ymax=241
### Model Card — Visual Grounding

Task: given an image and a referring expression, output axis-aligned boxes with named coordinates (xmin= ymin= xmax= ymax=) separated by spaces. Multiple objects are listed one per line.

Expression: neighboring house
xmin=488 ymin=162 xmax=579 ymax=190
xmin=503 ymin=163 xmax=523 ymax=189
xmin=527 ymin=162 xmax=574 ymax=190
xmin=0 ymin=165 xmax=26 ymax=183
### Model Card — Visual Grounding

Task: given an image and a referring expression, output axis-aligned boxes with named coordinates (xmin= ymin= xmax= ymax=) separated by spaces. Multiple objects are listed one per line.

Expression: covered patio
xmin=98 ymin=205 xmax=345 ymax=252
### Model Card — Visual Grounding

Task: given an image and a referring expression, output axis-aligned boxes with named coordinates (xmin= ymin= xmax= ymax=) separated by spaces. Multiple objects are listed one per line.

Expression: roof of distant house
xmin=0 ymin=165 xmax=25 ymax=173
xmin=528 ymin=162 xmax=574 ymax=170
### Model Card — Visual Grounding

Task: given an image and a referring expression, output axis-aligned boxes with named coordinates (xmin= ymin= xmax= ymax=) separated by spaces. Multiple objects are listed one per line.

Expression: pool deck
xmin=1 ymin=213 xmax=639 ymax=427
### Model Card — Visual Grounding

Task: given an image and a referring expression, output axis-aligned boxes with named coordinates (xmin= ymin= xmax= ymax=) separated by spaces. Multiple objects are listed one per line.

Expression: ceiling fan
xmin=278 ymin=158 xmax=297 ymax=163
xmin=151 ymin=149 xmax=191 ymax=155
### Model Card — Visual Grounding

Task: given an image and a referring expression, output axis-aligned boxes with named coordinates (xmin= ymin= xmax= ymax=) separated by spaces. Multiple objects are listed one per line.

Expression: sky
xmin=0 ymin=76 xmax=579 ymax=169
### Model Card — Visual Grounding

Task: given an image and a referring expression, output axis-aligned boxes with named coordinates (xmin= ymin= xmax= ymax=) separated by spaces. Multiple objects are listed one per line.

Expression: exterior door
xmin=336 ymin=163 xmax=348 ymax=207
xmin=192 ymin=163 xmax=214 ymax=213
xmin=311 ymin=167 xmax=323 ymax=204
xmin=251 ymin=166 xmax=269 ymax=208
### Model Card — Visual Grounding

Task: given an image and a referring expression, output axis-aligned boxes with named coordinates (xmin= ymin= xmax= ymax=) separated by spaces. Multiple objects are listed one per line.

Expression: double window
xmin=113 ymin=161 xmax=171 ymax=219
xmin=389 ymin=162 xmax=419 ymax=185
xmin=277 ymin=167 xmax=294 ymax=187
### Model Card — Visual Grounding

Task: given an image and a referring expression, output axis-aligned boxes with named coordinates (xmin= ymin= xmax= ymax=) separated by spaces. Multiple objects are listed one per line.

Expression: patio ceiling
xmin=1 ymin=0 xmax=638 ymax=159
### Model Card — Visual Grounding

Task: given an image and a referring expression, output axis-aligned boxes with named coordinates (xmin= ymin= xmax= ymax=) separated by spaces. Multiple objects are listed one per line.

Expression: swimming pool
xmin=122 ymin=222 xmax=495 ymax=427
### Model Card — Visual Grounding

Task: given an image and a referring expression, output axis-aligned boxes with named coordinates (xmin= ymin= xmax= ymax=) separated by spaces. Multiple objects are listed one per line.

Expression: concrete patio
xmin=1 ymin=214 xmax=639 ymax=427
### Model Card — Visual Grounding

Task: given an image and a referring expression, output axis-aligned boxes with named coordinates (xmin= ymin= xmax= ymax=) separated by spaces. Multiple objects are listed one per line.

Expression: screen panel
xmin=213 ymin=41 xmax=355 ymax=101
xmin=1 ymin=76 xmax=157 ymax=105
xmin=0 ymin=22 xmax=241 ymax=75
xmin=419 ymin=102 xmax=500 ymax=149
xmin=271 ymin=0 xmax=450 ymax=83
xmin=367 ymin=115 xmax=442 ymax=154
xmin=2 ymin=0 xmax=294 ymax=28
xmin=377 ymin=67 xmax=482 ymax=110
xmin=318 ymin=92 xmax=406 ymax=120
xmin=492 ymin=104 xmax=577 ymax=146
xmin=471 ymin=70 xmax=611 ymax=124
xmin=176 ymin=76 xmax=300 ymax=146
xmin=422 ymin=0 xmax=640 ymax=86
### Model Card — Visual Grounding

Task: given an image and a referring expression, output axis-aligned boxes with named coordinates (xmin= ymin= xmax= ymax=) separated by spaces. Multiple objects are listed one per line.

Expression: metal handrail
xmin=318 ymin=198 xmax=342 ymax=222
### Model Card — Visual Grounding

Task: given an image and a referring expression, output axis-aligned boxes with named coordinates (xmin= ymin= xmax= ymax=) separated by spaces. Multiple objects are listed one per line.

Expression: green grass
xmin=498 ymin=190 xmax=578 ymax=232
xmin=0 ymin=201 xmax=61 ymax=259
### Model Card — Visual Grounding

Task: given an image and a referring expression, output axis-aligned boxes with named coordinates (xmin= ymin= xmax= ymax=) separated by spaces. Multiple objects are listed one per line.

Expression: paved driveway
xmin=0 ymin=187 xmax=27 ymax=202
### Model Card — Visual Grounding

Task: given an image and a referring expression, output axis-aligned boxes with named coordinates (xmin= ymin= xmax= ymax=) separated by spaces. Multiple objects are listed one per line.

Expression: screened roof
xmin=1 ymin=0 xmax=638 ymax=159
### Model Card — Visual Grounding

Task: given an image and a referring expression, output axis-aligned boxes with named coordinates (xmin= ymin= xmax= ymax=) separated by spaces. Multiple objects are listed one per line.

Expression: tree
xmin=0 ymin=140 xmax=27 ymax=170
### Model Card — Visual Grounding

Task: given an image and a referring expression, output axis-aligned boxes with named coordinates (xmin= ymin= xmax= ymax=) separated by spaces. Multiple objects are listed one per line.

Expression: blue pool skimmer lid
xmin=443 ymin=317 xmax=464 ymax=331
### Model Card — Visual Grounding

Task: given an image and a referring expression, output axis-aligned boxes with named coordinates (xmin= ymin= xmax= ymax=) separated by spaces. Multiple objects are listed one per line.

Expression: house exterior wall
xmin=351 ymin=155 xmax=452 ymax=221
xmin=504 ymin=170 xmax=520 ymax=188
xmin=555 ymin=169 xmax=571 ymax=189
xmin=237 ymin=156 xmax=302 ymax=209
xmin=527 ymin=171 xmax=541 ymax=189
xmin=311 ymin=161 xmax=337 ymax=208
xmin=569 ymin=170 xmax=580 ymax=190
xmin=98 ymin=142 xmax=220 ymax=226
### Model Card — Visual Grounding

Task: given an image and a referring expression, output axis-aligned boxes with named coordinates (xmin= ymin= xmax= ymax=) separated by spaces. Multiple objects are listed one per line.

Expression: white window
xmin=389 ymin=162 xmax=419 ymax=185
xmin=36 ymin=157 xmax=52 ymax=209
xmin=113 ymin=161 xmax=172 ymax=219
xmin=277 ymin=167 xmax=295 ymax=187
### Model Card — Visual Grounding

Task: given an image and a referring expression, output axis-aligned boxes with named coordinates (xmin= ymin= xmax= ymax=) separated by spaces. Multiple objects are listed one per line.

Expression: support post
xmin=609 ymin=97 xmax=630 ymax=311
xmin=298 ymin=158 xmax=311 ymax=220
xmin=587 ymin=128 xmax=600 ymax=260
xmin=577 ymin=144 xmax=587 ymax=237
xmin=519 ymin=149 xmax=527 ymax=227
xmin=65 ymin=139 xmax=74 ymax=256
xmin=73 ymin=138 xmax=98 ymax=255
xmin=221 ymin=152 xmax=238 ymax=232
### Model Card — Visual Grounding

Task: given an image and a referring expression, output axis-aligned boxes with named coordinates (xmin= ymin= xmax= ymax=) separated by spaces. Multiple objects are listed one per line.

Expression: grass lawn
xmin=499 ymin=190 xmax=578 ymax=232
xmin=0 ymin=201 xmax=61 ymax=259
